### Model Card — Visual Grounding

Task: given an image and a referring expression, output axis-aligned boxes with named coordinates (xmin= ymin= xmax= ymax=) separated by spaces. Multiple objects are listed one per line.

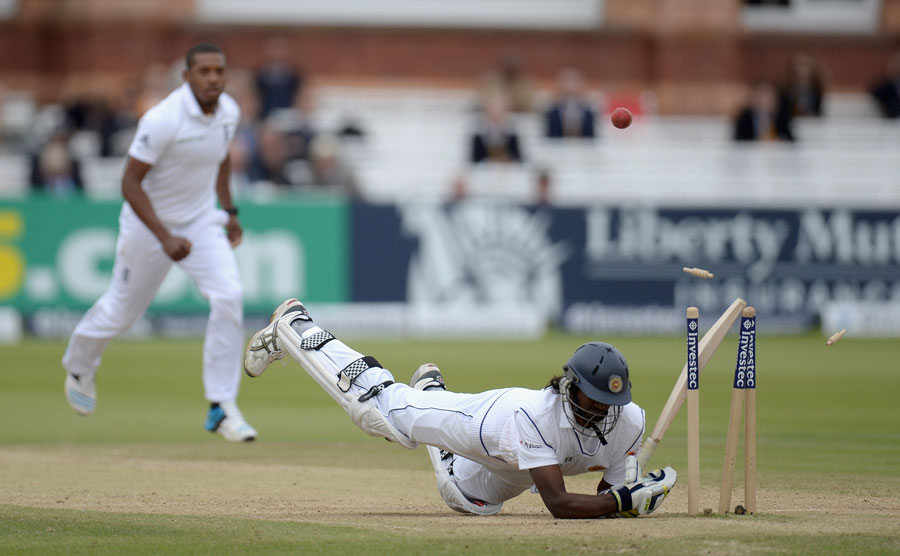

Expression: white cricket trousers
xmin=294 ymin=324 xmax=533 ymax=505
xmin=62 ymin=205 xmax=244 ymax=403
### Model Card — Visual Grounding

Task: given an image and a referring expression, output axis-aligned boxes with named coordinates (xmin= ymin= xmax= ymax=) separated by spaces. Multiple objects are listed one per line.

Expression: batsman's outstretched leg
xmin=244 ymin=299 xmax=416 ymax=448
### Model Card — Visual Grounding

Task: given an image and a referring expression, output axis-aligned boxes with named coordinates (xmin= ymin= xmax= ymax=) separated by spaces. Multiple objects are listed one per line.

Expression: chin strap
xmin=590 ymin=424 xmax=608 ymax=445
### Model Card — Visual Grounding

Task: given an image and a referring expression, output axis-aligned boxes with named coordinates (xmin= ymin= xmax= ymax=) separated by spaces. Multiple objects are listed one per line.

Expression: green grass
xmin=2 ymin=505 xmax=565 ymax=556
xmin=4 ymin=506 xmax=899 ymax=556
xmin=1 ymin=333 xmax=899 ymax=554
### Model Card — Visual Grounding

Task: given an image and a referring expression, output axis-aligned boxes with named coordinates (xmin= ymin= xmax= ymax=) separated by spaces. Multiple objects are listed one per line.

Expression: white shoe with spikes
xmin=243 ymin=298 xmax=310 ymax=378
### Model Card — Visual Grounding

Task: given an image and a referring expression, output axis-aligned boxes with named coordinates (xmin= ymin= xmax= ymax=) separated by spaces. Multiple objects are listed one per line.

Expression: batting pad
xmin=276 ymin=320 xmax=417 ymax=449
xmin=427 ymin=446 xmax=503 ymax=516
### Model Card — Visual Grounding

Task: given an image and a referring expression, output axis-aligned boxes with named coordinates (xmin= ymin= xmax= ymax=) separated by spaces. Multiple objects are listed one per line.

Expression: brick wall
xmin=2 ymin=0 xmax=897 ymax=114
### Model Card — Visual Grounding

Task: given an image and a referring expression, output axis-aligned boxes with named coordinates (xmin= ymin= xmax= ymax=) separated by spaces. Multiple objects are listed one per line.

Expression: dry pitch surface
xmin=3 ymin=441 xmax=899 ymax=553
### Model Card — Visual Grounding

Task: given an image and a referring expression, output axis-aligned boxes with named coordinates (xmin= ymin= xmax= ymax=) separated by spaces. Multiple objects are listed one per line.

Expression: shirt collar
xmin=180 ymin=82 xmax=216 ymax=119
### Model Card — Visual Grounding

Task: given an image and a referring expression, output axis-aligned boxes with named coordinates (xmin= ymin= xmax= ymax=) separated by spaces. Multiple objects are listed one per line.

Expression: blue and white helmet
xmin=560 ymin=342 xmax=631 ymax=439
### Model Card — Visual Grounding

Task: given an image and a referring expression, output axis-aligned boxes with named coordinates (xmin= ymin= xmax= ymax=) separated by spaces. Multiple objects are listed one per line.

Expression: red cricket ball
xmin=611 ymin=107 xmax=632 ymax=129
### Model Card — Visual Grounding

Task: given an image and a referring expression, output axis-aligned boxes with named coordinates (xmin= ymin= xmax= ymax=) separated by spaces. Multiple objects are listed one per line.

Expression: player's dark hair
xmin=185 ymin=42 xmax=224 ymax=69
xmin=547 ymin=374 xmax=585 ymax=399
xmin=546 ymin=375 xmax=563 ymax=392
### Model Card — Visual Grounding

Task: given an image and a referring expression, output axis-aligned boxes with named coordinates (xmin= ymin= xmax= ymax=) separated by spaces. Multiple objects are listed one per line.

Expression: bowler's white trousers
xmin=62 ymin=205 xmax=244 ymax=403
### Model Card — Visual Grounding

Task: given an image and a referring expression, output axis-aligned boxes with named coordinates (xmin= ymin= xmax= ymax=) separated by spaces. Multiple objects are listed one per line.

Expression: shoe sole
xmin=410 ymin=364 xmax=444 ymax=390
xmin=244 ymin=299 xmax=306 ymax=378
xmin=65 ymin=378 xmax=96 ymax=416
xmin=243 ymin=326 xmax=273 ymax=378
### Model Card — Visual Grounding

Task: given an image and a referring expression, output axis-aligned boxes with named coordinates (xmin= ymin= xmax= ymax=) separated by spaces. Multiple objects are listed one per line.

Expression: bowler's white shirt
xmin=477 ymin=387 xmax=644 ymax=487
xmin=127 ymin=82 xmax=239 ymax=227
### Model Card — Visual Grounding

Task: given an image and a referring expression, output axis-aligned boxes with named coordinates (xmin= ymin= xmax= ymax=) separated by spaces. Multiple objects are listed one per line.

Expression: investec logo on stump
xmin=686 ymin=315 xmax=699 ymax=390
xmin=735 ymin=316 xmax=756 ymax=389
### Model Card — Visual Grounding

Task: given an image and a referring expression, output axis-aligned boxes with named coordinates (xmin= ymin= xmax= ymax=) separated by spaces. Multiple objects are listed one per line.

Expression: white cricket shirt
xmin=127 ymin=82 xmax=239 ymax=227
xmin=476 ymin=387 xmax=644 ymax=487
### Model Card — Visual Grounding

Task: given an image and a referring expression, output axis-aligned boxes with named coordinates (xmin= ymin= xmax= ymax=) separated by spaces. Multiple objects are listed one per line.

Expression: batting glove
xmin=597 ymin=453 xmax=642 ymax=496
xmin=608 ymin=466 xmax=677 ymax=517
xmin=623 ymin=453 xmax=643 ymax=484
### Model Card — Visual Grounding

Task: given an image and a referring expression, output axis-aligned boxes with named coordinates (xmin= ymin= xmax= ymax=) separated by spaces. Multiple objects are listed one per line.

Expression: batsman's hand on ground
xmin=596 ymin=453 xmax=642 ymax=495
xmin=602 ymin=466 xmax=677 ymax=518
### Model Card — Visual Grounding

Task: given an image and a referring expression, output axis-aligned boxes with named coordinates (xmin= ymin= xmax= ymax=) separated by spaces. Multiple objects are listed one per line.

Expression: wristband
xmin=224 ymin=207 xmax=239 ymax=217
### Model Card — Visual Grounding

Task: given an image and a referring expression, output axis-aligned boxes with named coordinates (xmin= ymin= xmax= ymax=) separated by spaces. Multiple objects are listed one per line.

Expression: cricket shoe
xmin=65 ymin=373 xmax=96 ymax=416
xmin=205 ymin=400 xmax=257 ymax=442
xmin=244 ymin=298 xmax=311 ymax=378
xmin=409 ymin=363 xmax=446 ymax=391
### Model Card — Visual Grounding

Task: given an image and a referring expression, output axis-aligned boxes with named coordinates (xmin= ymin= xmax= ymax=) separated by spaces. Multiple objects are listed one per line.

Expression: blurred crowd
xmin=0 ymin=38 xmax=365 ymax=199
xmin=1 ymin=41 xmax=898 ymax=203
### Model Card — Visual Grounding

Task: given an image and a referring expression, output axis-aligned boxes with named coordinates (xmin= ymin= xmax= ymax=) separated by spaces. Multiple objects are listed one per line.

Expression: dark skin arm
xmin=121 ymin=156 xmax=192 ymax=261
xmin=215 ymin=154 xmax=242 ymax=247
xmin=529 ymin=464 xmax=618 ymax=519
xmin=597 ymin=478 xmax=613 ymax=493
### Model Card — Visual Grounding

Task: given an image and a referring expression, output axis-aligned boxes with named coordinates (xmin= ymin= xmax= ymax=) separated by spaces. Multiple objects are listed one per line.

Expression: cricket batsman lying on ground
xmin=243 ymin=299 xmax=677 ymax=518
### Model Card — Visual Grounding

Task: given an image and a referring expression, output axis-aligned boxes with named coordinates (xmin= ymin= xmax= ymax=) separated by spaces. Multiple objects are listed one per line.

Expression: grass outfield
xmin=1 ymin=332 xmax=899 ymax=555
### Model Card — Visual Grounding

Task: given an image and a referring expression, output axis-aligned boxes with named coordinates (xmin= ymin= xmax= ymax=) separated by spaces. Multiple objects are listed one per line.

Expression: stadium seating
xmin=2 ymin=88 xmax=898 ymax=207
xmin=317 ymin=86 xmax=900 ymax=207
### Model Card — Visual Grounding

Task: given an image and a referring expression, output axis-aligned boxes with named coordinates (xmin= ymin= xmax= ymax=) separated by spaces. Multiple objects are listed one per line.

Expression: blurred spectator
xmin=134 ymin=63 xmax=174 ymax=118
xmin=30 ymin=128 xmax=83 ymax=196
xmin=0 ymin=82 xmax=9 ymax=152
xmin=106 ymin=85 xmax=143 ymax=156
xmin=337 ymin=115 xmax=366 ymax=139
xmin=781 ymin=53 xmax=824 ymax=117
xmin=481 ymin=51 xmax=535 ymax=113
xmin=294 ymin=133 xmax=357 ymax=195
xmin=471 ymin=95 xmax=523 ymax=163
xmin=536 ymin=168 xmax=552 ymax=205
xmin=256 ymin=37 xmax=303 ymax=118
xmin=1 ymin=84 xmax=37 ymax=154
xmin=226 ymin=68 xmax=263 ymax=192
xmin=247 ymin=120 xmax=291 ymax=185
xmin=450 ymin=173 xmax=467 ymax=201
xmin=544 ymin=68 xmax=596 ymax=139
xmin=65 ymin=95 xmax=136 ymax=157
xmin=869 ymin=51 xmax=900 ymax=119
xmin=229 ymin=130 xmax=254 ymax=192
xmin=733 ymin=81 xmax=794 ymax=142
xmin=269 ymin=88 xmax=318 ymax=161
